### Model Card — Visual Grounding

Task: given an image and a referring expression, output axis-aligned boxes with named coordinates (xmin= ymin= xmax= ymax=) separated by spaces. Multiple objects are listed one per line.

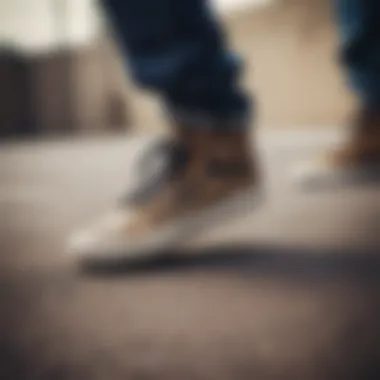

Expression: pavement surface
xmin=1 ymin=131 xmax=380 ymax=380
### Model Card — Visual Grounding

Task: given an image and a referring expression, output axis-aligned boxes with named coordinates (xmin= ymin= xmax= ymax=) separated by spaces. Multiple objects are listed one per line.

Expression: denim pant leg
xmin=100 ymin=0 xmax=250 ymax=129
xmin=335 ymin=0 xmax=380 ymax=109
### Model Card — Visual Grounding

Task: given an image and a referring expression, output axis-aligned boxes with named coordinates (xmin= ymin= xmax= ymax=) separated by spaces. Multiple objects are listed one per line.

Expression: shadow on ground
xmin=82 ymin=243 xmax=380 ymax=282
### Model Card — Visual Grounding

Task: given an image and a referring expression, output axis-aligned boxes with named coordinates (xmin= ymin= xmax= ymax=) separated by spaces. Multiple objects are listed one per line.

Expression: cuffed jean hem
xmin=165 ymin=87 xmax=253 ymax=131
xmin=166 ymin=105 xmax=252 ymax=131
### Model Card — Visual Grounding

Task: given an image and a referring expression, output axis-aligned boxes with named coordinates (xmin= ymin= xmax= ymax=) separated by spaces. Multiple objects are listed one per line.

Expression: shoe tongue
xmin=121 ymin=140 xmax=190 ymax=206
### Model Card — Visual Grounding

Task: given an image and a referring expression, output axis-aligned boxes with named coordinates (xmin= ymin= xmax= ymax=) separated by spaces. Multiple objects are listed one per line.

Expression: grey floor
xmin=1 ymin=131 xmax=380 ymax=380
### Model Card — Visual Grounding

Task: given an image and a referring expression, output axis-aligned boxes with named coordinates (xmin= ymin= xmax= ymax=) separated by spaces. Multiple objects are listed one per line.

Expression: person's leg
xmin=102 ymin=0 xmax=250 ymax=127
xmin=337 ymin=0 xmax=380 ymax=109
xmin=69 ymin=0 xmax=259 ymax=265
xmin=294 ymin=0 xmax=380 ymax=187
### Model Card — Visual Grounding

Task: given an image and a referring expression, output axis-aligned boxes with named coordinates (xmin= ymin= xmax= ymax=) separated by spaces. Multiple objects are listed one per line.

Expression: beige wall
xmin=231 ymin=0 xmax=356 ymax=127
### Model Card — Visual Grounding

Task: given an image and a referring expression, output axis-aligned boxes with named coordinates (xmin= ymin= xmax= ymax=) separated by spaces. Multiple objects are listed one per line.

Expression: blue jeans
xmin=334 ymin=0 xmax=380 ymax=109
xmin=102 ymin=0 xmax=380 ymax=127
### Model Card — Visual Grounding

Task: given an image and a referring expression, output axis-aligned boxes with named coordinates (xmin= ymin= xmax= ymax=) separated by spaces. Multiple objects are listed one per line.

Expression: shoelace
xmin=122 ymin=140 xmax=190 ymax=206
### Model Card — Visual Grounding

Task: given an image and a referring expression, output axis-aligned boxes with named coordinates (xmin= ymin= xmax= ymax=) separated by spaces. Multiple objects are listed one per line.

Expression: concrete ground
xmin=1 ymin=130 xmax=380 ymax=380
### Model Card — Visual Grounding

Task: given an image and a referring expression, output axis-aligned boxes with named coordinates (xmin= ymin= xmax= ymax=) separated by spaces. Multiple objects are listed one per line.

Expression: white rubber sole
xmin=68 ymin=185 xmax=260 ymax=268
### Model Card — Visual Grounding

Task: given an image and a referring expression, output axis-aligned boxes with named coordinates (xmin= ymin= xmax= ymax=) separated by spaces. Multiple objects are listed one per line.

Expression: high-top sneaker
xmin=293 ymin=108 xmax=380 ymax=188
xmin=68 ymin=129 xmax=260 ymax=267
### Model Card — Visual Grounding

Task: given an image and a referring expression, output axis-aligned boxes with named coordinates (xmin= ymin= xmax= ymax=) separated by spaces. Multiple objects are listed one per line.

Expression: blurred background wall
xmin=0 ymin=0 xmax=356 ymax=138
xmin=0 ymin=0 xmax=129 ymax=137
